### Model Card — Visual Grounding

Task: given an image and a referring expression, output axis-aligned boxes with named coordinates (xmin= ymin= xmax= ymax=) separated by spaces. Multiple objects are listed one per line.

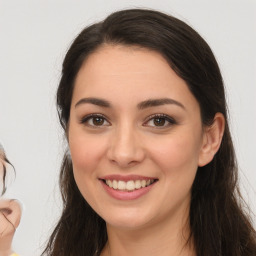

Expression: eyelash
xmin=79 ymin=113 xmax=177 ymax=128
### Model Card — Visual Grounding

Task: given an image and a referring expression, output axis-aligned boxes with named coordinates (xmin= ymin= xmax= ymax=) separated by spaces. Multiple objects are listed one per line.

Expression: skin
xmin=0 ymin=158 xmax=22 ymax=256
xmin=68 ymin=45 xmax=225 ymax=256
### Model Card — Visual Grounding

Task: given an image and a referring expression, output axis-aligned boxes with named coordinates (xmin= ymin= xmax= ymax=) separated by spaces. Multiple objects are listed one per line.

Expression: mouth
xmin=101 ymin=178 xmax=158 ymax=192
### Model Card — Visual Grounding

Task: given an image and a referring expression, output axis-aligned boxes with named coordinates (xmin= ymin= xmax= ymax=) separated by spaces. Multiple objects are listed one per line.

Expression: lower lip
xmin=100 ymin=180 xmax=157 ymax=200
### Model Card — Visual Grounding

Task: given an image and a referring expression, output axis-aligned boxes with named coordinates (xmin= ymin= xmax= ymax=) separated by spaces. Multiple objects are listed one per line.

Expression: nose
xmin=107 ymin=123 xmax=145 ymax=168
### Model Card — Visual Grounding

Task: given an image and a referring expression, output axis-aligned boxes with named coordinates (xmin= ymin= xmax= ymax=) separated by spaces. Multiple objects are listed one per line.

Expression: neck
xmin=102 ymin=204 xmax=195 ymax=256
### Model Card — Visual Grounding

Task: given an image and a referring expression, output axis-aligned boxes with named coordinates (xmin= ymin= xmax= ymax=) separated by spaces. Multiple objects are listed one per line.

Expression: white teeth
xmin=105 ymin=179 xmax=155 ymax=191
xmin=135 ymin=180 xmax=142 ymax=189
xmin=126 ymin=181 xmax=135 ymax=191
xmin=112 ymin=180 xmax=118 ymax=189
xmin=118 ymin=180 xmax=126 ymax=190
xmin=106 ymin=180 xmax=113 ymax=188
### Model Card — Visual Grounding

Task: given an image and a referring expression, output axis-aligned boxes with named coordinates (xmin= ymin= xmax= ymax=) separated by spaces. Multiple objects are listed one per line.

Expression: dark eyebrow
xmin=137 ymin=98 xmax=185 ymax=110
xmin=75 ymin=97 xmax=111 ymax=108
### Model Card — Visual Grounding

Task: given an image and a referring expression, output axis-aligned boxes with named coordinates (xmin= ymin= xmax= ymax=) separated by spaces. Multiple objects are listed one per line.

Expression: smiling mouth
xmin=102 ymin=179 xmax=158 ymax=192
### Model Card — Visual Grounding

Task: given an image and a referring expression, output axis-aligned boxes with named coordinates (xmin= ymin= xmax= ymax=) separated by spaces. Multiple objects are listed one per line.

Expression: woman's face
xmin=68 ymin=45 xmax=206 ymax=230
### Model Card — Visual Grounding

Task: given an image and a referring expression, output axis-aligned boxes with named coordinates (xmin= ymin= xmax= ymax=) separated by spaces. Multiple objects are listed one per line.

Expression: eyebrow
xmin=75 ymin=97 xmax=185 ymax=110
xmin=137 ymin=98 xmax=185 ymax=110
xmin=75 ymin=97 xmax=111 ymax=108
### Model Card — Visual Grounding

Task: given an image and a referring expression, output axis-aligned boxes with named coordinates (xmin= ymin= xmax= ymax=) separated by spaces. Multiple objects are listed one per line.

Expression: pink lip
xmin=100 ymin=174 xmax=158 ymax=182
xmin=100 ymin=179 xmax=158 ymax=200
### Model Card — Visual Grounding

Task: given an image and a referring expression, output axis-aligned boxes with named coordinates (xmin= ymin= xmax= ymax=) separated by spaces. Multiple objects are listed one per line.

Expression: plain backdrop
xmin=0 ymin=1 xmax=255 ymax=255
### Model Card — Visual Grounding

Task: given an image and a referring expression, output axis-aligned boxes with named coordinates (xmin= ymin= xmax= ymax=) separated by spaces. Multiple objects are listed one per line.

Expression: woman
xmin=0 ymin=145 xmax=22 ymax=256
xmin=43 ymin=9 xmax=256 ymax=256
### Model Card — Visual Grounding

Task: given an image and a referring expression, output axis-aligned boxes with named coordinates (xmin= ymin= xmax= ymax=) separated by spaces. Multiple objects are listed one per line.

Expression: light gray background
xmin=0 ymin=1 xmax=255 ymax=255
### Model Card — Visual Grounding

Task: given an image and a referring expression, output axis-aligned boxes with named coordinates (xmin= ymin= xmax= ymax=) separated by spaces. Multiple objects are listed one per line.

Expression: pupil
xmin=93 ymin=117 xmax=104 ymax=125
xmin=154 ymin=118 xmax=165 ymax=126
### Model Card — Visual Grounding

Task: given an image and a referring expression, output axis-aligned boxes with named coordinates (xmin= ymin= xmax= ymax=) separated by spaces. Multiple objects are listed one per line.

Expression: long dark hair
xmin=42 ymin=9 xmax=256 ymax=256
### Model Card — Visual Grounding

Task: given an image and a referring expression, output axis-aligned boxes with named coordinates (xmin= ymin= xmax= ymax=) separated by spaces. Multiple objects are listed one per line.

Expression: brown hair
xmin=42 ymin=9 xmax=256 ymax=256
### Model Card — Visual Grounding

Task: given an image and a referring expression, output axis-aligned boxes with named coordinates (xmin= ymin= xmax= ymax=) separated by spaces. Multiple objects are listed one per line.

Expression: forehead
xmin=72 ymin=45 xmax=199 ymax=112
xmin=75 ymin=45 xmax=179 ymax=87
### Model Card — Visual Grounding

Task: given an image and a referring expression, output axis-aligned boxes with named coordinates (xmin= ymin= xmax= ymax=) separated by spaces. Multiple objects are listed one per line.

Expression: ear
xmin=198 ymin=113 xmax=225 ymax=167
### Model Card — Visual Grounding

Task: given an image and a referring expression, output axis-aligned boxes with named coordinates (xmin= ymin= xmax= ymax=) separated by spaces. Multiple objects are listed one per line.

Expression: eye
xmin=144 ymin=114 xmax=176 ymax=128
xmin=80 ymin=114 xmax=110 ymax=127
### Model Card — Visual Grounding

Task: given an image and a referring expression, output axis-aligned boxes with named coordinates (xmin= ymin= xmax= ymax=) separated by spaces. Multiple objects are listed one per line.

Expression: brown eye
xmin=93 ymin=117 xmax=104 ymax=126
xmin=144 ymin=114 xmax=176 ymax=128
xmin=80 ymin=114 xmax=110 ymax=127
xmin=153 ymin=117 xmax=166 ymax=126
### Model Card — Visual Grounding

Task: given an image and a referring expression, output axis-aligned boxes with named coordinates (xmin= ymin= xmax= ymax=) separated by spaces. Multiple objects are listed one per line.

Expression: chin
xmin=102 ymin=208 xmax=154 ymax=230
xmin=107 ymin=218 xmax=150 ymax=230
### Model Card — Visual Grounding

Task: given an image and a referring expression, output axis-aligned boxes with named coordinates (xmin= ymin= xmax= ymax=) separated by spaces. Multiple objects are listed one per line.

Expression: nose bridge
xmin=107 ymin=120 xmax=144 ymax=167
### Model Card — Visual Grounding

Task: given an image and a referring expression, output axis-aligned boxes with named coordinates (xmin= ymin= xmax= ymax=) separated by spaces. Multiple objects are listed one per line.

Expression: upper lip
xmin=99 ymin=174 xmax=158 ymax=182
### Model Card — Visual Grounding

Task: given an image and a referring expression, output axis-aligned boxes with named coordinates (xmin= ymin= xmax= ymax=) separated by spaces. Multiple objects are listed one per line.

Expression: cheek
xmin=149 ymin=133 xmax=201 ymax=211
xmin=69 ymin=130 xmax=108 ymax=175
xmin=148 ymin=132 xmax=202 ymax=177
xmin=69 ymin=134 xmax=106 ymax=207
